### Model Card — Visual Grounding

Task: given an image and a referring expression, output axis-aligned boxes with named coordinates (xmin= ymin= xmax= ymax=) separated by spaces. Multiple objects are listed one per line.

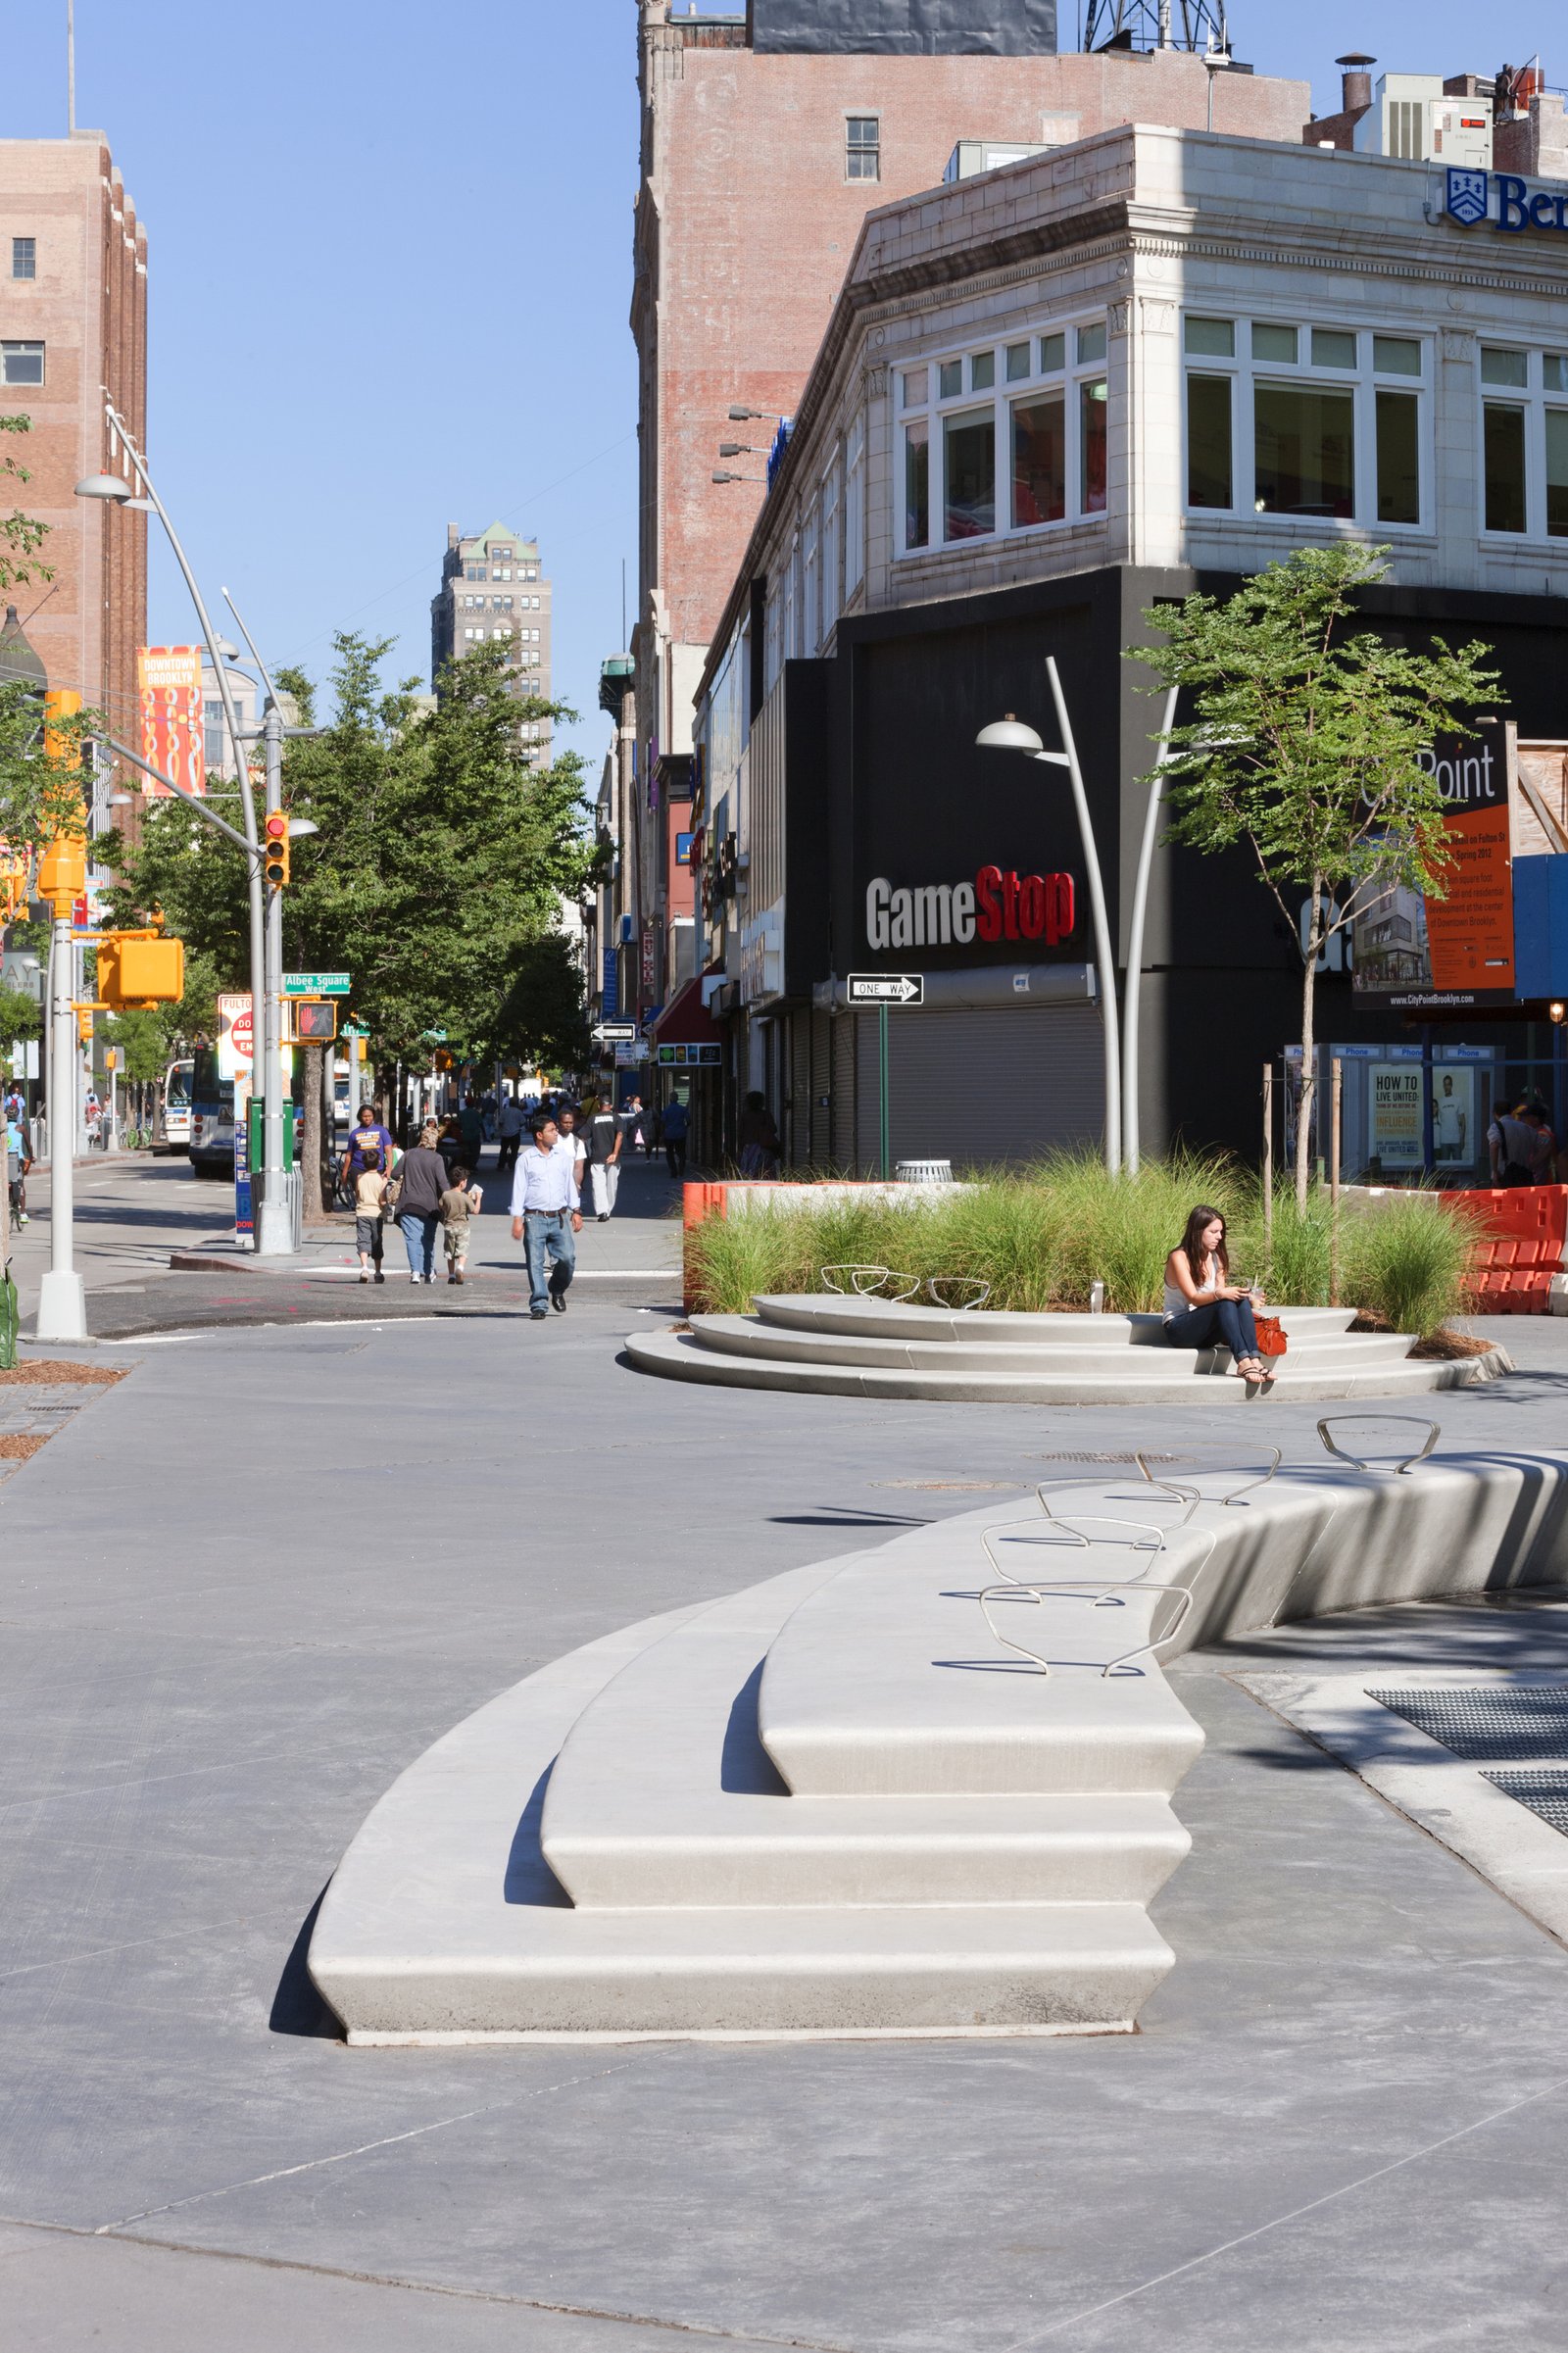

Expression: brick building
xmin=0 ymin=129 xmax=147 ymax=743
xmin=430 ymin=519 xmax=552 ymax=763
xmin=616 ymin=0 xmax=1307 ymax=1054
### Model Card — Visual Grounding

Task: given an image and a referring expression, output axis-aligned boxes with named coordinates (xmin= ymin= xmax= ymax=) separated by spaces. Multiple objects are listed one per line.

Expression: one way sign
xmin=847 ymin=973 xmax=924 ymax=1006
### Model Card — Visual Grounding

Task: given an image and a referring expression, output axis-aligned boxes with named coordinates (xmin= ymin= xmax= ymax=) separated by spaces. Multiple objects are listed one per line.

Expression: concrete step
xmin=540 ymin=1564 xmax=1190 ymax=1908
xmin=687 ymin=1312 xmax=1419 ymax=1375
xmin=753 ymin=1296 xmax=1361 ymax=1346
xmin=625 ymin=1328 xmax=1506 ymax=1405
xmin=317 ymin=1894 xmax=1174 ymax=2041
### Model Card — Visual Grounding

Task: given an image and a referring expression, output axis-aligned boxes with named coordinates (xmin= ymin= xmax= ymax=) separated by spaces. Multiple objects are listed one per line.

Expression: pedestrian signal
xmin=96 ymin=931 xmax=184 ymax=1007
xmin=76 ymin=1008 xmax=93 ymax=1043
xmin=263 ymin=811 xmax=290 ymax=889
xmin=291 ymin=998 xmax=336 ymax=1043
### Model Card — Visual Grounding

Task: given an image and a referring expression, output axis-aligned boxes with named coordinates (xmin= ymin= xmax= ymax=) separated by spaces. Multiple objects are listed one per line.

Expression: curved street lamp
xmin=977 ymin=656 xmax=1122 ymax=1176
xmin=75 ymin=418 xmax=273 ymax=1243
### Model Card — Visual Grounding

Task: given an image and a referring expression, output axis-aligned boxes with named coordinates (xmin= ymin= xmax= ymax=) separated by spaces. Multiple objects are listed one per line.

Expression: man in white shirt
xmin=553 ymin=1105 xmax=587 ymax=1207
xmin=510 ymin=1116 xmax=583 ymax=1318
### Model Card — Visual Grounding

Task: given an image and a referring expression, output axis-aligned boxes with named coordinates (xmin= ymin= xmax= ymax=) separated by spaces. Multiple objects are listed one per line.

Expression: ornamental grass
xmin=682 ymin=1153 xmax=1482 ymax=1339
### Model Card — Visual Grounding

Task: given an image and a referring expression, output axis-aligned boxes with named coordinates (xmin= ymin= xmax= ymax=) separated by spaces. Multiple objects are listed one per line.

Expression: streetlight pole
xmin=222 ymin=592 xmax=291 ymax=1256
xmin=74 ymin=408 xmax=268 ymax=1244
xmin=1121 ymin=685 xmax=1180 ymax=1177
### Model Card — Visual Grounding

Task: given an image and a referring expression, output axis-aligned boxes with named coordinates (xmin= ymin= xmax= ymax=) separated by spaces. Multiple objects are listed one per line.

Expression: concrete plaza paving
xmin=3 ymin=1166 xmax=1568 ymax=2347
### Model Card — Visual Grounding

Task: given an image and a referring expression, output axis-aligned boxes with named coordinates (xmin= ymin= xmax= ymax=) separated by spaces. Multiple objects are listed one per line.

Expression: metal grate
xmin=1033 ymin=1452 xmax=1175 ymax=1465
xmin=1483 ymin=1770 xmax=1568 ymax=1838
xmin=1368 ymin=1686 xmax=1568 ymax=1761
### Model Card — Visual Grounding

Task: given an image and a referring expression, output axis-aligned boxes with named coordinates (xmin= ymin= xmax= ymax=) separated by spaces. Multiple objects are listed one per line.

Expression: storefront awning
xmin=648 ymin=975 xmax=725 ymax=1064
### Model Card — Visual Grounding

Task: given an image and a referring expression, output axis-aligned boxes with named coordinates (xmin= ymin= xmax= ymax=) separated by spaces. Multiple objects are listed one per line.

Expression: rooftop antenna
xmin=1082 ymin=0 xmax=1230 ymax=54
xmin=67 ymin=0 xmax=75 ymax=132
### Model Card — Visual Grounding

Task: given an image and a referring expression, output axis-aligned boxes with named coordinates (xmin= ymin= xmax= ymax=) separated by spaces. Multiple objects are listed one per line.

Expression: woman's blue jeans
xmin=397 ymin=1210 xmax=438 ymax=1278
xmin=1163 ymin=1297 xmax=1259 ymax=1362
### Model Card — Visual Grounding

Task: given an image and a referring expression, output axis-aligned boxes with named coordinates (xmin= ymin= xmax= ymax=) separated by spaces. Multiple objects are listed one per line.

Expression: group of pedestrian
xmin=339 ymin=1103 xmax=482 ymax=1288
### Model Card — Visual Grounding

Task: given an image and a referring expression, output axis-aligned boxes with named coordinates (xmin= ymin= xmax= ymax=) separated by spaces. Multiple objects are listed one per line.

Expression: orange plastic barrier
xmin=1443 ymin=1185 xmax=1568 ymax=1312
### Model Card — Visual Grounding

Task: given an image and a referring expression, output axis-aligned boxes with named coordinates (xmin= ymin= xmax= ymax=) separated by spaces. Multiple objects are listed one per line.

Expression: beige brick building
xmin=431 ymin=520 xmax=553 ymax=763
xmin=0 ymin=129 xmax=147 ymax=743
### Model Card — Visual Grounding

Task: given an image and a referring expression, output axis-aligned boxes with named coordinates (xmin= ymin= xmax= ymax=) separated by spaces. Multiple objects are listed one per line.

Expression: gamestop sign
xmin=866 ymin=864 xmax=1076 ymax=953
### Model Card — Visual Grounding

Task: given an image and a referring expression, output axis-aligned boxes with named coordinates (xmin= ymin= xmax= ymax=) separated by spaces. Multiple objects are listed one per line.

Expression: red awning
xmin=649 ymin=974 xmax=725 ymax=1046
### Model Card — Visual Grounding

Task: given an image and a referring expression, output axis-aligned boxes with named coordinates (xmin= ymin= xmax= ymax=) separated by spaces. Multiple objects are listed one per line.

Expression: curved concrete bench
xmin=625 ymin=1296 xmax=1508 ymax=1404
xmin=310 ymin=1445 xmax=1568 ymax=2044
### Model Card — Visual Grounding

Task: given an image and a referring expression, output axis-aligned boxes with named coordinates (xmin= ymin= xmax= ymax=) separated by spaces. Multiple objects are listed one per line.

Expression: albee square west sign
xmin=1445 ymin=166 xmax=1568 ymax=235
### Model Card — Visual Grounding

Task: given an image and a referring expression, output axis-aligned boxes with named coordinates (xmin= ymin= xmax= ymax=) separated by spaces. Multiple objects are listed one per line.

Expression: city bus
xmin=188 ymin=1047 xmax=236 ymax=1179
xmin=156 ymin=1056 xmax=194 ymax=1153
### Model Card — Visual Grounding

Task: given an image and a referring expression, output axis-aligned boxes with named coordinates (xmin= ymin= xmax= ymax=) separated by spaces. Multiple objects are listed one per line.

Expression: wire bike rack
xmin=1316 ymin=1417 xmax=1441 ymax=1476
xmin=818 ymin=1265 xmax=991 ymax=1309
xmin=975 ymin=1513 xmax=1218 ymax=1679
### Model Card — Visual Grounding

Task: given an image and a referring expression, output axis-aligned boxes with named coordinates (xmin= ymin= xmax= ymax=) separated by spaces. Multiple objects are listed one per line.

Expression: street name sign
xmin=283 ymin=971 xmax=351 ymax=997
xmin=847 ymin=972 xmax=924 ymax=1006
xmin=593 ymin=1020 xmax=639 ymax=1042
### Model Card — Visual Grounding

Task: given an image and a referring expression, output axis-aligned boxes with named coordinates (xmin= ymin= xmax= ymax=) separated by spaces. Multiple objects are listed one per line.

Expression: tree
xmin=1134 ymin=545 xmax=1500 ymax=1204
xmin=0 ymin=416 xmax=49 ymax=594
xmin=0 ymin=981 xmax=40 ymax=1054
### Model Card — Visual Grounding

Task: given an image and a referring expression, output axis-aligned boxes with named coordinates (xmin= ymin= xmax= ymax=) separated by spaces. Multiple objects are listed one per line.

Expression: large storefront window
xmin=892 ymin=317 xmax=1108 ymax=558
xmin=904 ymin=419 xmax=929 ymax=549
xmin=1187 ymin=374 xmax=1232 ymax=509
xmin=944 ymin=407 xmax=995 ymax=539
xmin=1183 ymin=316 xmax=1427 ymax=531
xmin=1011 ymin=393 xmax=1064 ymax=526
xmin=1376 ymin=390 xmax=1420 ymax=526
xmin=1547 ymin=409 xmax=1568 ymax=538
xmin=1484 ymin=403 xmax=1527 ymax=534
xmin=1079 ymin=379 xmax=1106 ymax=515
xmin=1253 ymin=384 xmax=1354 ymax=518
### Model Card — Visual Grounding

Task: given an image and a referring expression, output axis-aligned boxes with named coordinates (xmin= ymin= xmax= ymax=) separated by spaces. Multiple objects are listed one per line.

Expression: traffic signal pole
xmin=255 ymin=701 xmax=291 ymax=1257
xmin=35 ymin=897 xmax=86 ymax=1342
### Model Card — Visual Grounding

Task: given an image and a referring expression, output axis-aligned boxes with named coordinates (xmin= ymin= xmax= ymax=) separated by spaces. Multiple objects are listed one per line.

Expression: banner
xmin=137 ymin=645 xmax=205 ymax=798
xmin=1352 ymin=722 xmax=1515 ymax=1008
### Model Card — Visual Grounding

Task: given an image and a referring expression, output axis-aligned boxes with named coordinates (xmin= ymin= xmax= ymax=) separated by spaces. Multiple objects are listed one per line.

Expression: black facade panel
xmin=750 ymin=0 xmax=1058 ymax=57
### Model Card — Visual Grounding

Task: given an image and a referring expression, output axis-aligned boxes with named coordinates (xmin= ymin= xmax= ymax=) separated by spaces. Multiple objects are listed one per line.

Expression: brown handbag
xmin=1254 ymin=1314 xmax=1288 ymax=1358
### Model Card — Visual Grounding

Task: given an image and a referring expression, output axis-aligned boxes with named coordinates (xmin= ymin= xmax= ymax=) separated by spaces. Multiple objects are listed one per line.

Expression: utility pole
xmin=35 ymin=689 xmax=86 ymax=1343
xmin=255 ymin=698 xmax=290 ymax=1253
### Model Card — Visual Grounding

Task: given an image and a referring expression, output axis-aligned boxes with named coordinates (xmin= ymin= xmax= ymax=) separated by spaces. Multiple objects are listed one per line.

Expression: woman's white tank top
xmin=1163 ymin=1250 xmax=1218 ymax=1321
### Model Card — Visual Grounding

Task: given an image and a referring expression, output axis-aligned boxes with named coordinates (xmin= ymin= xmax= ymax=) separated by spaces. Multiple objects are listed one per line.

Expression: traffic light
xmin=76 ymin=1008 xmax=93 ymax=1044
xmin=263 ymin=810 xmax=290 ymax=889
xmin=290 ymin=998 xmax=337 ymax=1043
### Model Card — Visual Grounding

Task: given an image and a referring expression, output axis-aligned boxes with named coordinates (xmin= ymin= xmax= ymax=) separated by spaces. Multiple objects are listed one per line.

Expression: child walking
xmin=440 ymin=1163 xmax=482 ymax=1285
xmin=355 ymin=1151 xmax=388 ymax=1283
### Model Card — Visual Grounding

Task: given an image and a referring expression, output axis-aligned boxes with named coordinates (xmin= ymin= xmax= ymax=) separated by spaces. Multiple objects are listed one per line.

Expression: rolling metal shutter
xmin=852 ymin=1005 xmax=1103 ymax=1169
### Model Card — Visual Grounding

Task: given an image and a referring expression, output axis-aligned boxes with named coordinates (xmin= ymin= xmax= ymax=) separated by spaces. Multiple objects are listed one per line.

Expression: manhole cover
xmin=1483 ymin=1770 xmax=1568 ymax=1837
xmin=1368 ymin=1686 xmax=1568 ymax=1761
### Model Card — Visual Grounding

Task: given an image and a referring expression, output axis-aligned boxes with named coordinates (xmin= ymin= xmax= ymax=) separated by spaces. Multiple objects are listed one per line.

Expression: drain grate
xmin=1368 ymin=1686 xmax=1568 ymax=1761
xmin=1482 ymin=1770 xmax=1568 ymax=1837
xmin=1032 ymin=1451 xmax=1175 ymax=1465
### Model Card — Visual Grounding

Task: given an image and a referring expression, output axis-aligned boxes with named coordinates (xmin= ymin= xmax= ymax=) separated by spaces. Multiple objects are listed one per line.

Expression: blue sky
xmin=1 ymin=2 xmax=1544 ymax=773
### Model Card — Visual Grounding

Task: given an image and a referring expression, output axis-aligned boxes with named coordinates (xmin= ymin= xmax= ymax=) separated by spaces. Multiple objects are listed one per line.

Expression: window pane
xmin=1184 ymin=316 xmax=1235 ymax=358
xmin=938 ymin=360 xmax=961 ymax=399
xmin=1374 ymin=336 xmax=1422 ymax=377
xmin=0 ymin=341 xmax=43 ymax=385
xmin=1251 ymin=322 xmax=1298 ymax=364
xmin=1080 ymin=378 xmax=1107 ymax=515
xmin=902 ymin=368 xmax=927 ymax=407
xmin=904 ymin=419 xmax=929 ymax=549
xmin=1039 ymin=331 xmax=1065 ymax=374
xmin=1375 ymin=390 xmax=1419 ymax=525
xmin=1011 ymin=393 xmax=1065 ymax=525
xmin=1547 ymin=412 xmax=1568 ymax=538
xmin=1482 ymin=347 xmax=1529 ymax=388
xmin=1545 ymin=356 xmax=1568 ymax=395
xmin=1077 ymin=321 xmax=1106 ymax=366
xmin=1004 ymin=341 xmax=1030 ymax=382
xmin=11 ymin=237 xmax=35 ymax=280
xmin=1252 ymin=384 xmax=1354 ymax=516
xmin=1483 ymin=403 xmax=1527 ymax=532
xmin=1311 ymin=328 xmax=1357 ymax=369
xmin=970 ymin=350 xmax=995 ymax=392
xmin=1187 ymin=374 xmax=1232 ymax=509
xmin=944 ymin=408 xmax=995 ymax=538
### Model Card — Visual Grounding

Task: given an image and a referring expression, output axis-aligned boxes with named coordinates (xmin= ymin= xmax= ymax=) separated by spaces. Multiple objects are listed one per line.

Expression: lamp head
xmin=976 ymin=713 xmax=1046 ymax=756
xmin=286 ymin=817 xmax=318 ymax=839
xmin=74 ymin=473 xmax=132 ymax=502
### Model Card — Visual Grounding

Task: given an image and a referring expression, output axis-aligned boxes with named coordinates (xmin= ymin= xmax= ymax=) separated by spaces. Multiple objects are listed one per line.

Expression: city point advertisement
xmin=1351 ymin=722 xmax=1516 ymax=1011
xmin=136 ymin=645 xmax=205 ymax=798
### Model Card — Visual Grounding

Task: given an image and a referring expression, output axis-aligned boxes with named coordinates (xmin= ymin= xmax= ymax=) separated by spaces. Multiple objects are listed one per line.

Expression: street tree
xmin=1134 ymin=544 xmax=1500 ymax=1204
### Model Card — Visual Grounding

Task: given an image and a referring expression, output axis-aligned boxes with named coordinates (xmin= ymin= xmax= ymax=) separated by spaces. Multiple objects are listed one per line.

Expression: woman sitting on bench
xmin=1162 ymin=1204 xmax=1264 ymax=1381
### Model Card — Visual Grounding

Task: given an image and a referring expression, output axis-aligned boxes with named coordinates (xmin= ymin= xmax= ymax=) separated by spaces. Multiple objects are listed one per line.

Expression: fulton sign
xmin=865 ymin=863 xmax=1075 ymax=953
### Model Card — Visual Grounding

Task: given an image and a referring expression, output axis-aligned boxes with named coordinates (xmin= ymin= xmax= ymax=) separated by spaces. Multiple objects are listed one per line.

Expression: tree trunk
xmin=301 ymin=1040 xmax=324 ymax=1222
xmin=320 ymin=1044 xmax=334 ymax=1202
xmin=1295 ymin=875 xmax=1321 ymax=1210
